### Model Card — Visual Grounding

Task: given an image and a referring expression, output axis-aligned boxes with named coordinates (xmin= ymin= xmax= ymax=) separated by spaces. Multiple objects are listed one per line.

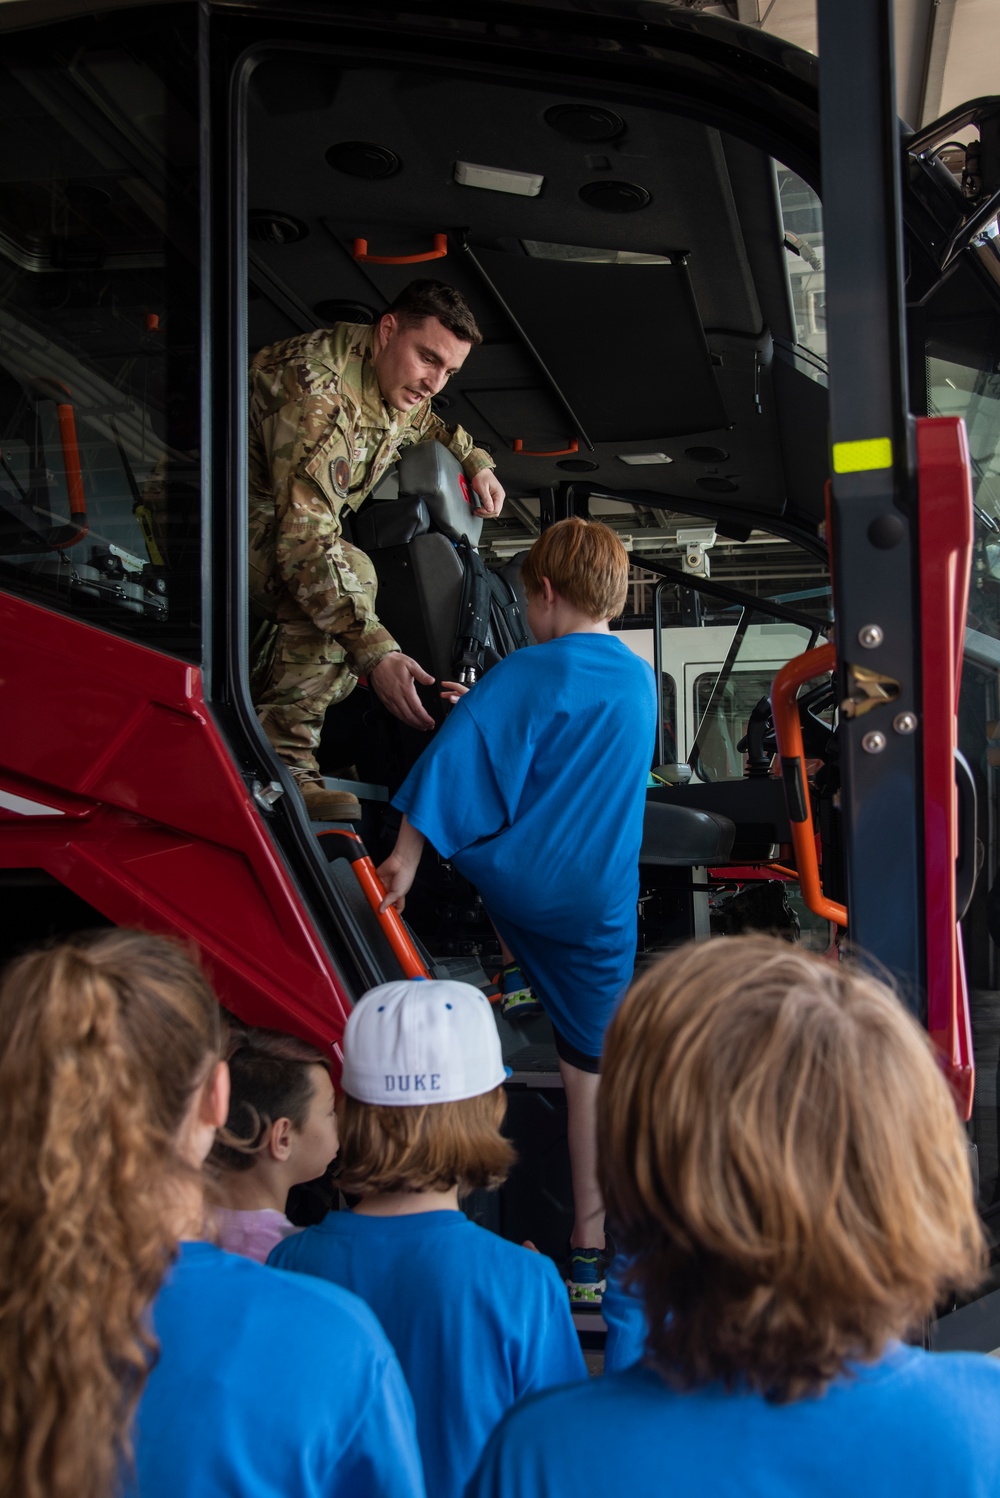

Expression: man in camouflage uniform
xmin=248 ymin=280 xmax=504 ymax=820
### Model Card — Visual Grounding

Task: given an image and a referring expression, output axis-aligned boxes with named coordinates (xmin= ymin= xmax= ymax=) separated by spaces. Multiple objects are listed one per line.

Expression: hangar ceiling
xmin=672 ymin=0 xmax=999 ymax=130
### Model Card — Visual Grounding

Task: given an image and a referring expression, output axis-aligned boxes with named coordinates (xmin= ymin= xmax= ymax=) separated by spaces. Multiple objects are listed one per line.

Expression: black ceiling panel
xmin=471 ymin=248 xmax=729 ymax=443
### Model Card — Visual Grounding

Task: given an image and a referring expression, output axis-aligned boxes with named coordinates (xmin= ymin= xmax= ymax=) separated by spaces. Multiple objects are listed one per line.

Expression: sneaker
xmin=300 ymin=781 xmax=362 ymax=822
xmin=565 ymin=1236 xmax=615 ymax=1306
xmin=498 ymin=963 xmax=543 ymax=1021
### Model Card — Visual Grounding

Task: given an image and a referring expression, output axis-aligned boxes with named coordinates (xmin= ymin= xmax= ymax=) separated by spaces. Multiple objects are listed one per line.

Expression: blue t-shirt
xmin=602 ymin=1253 xmax=648 ymax=1371
xmin=128 ymin=1241 xmax=424 ymax=1498
xmin=468 ymin=1343 xmax=1000 ymax=1498
xmin=394 ymin=632 xmax=656 ymax=1055
xmin=269 ymin=1209 xmax=586 ymax=1498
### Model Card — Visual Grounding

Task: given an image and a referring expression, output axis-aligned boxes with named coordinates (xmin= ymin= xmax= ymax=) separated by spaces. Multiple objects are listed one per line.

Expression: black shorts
xmin=552 ymin=1023 xmax=601 ymax=1075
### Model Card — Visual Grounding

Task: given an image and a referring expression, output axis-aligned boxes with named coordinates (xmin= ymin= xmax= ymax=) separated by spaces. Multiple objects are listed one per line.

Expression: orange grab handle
xmin=512 ymin=438 xmax=579 ymax=457
xmin=353 ymin=234 xmax=448 ymax=265
xmin=317 ymin=831 xmax=430 ymax=980
xmin=770 ymin=643 xmax=847 ymax=928
xmin=53 ymin=399 xmax=88 ymax=550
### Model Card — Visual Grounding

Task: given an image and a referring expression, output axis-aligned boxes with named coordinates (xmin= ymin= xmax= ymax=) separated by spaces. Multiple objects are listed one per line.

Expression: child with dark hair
xmin=269 ymin=978 xmax=585 ymax=1498
xmin=377 ymin=518 xmax=656 ymax=1300
xmin=0 ymin=930 xmax=423 ymax=1498
xmin=468 ymin=935 xmax=1000 ymax=1497
xmin=210 ymin=1023 xmax=339 ymax=1262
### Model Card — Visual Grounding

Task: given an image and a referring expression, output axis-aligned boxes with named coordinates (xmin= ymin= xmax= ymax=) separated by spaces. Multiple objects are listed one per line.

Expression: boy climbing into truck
xmin=376 ymin=517 xmax=656 ymax=1301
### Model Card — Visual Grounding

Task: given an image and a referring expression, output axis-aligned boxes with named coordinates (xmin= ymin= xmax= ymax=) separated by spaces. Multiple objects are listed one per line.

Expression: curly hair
xmin=599 ymin=936 xmax=985 ymax=1402
xmin=0 ymin=929 xmax=222 ymax=1498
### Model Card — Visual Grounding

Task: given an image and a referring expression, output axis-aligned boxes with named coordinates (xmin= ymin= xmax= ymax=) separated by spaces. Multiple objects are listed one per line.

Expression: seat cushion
xmin=641 ymin=799 xmax=735 ymax=866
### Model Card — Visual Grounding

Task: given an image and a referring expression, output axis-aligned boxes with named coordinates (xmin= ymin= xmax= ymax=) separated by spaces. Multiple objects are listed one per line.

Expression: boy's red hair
xmin=521 ymin=517 xmax=629 ymax=620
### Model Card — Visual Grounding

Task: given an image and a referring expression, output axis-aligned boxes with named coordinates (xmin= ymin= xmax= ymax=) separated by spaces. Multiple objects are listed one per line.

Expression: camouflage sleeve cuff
xmin=462 ymin=447 xmax=496 ymax=479
xmin=349 ymin=628 xmax=400 ymax=678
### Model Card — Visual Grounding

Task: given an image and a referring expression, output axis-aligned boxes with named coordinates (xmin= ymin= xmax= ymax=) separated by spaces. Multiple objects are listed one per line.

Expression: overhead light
xmin=454 ymin=161 xmax=543 ymax=197
xmin=617 ymin=452 xmax=673 ymax=465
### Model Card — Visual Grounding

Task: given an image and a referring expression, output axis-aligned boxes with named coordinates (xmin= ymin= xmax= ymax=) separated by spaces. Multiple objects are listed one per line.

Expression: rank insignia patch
xmin=332 ymin=457 xmax=351 ymax=497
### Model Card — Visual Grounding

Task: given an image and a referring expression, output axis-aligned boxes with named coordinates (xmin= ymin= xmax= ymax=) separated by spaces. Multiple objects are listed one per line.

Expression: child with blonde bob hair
xmin=469 ymin=935 xmax=1000 ymax=1497
xmin=269 ymin=977 xmax=586 ymax=1498
xmin=378 ymin=518 xmax=657 ymax=1299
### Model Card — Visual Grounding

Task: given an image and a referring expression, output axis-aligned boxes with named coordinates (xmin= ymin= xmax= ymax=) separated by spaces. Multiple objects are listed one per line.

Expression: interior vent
xmin=314 ymin=299 xmax=376 ymax=325
xmin=326 ymin=141 xmax=400 ymax=178
xmin=545 ymin=104 xmax=625 ymax=141
xmin=557 ymin=458 xmax=598 ymax=472
xmin=697 ymin=476 xmax=739 ymax=494
xmin=686 ymin=445 xmax=730 ymax=463
xmin=579 ymin=181 xmax=650 ymax=212
xmin=248 ymin=211 xmax=308 ymax=245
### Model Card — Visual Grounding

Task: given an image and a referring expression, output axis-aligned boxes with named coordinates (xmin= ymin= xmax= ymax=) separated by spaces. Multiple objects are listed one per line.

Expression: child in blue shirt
xmin=376 ymin=518 xmax=656 ymax=1299
xmin=0 ymin=929 xmax=423 ymax=1498
xmin=468 ymin=935 xmax=1000 ymax=1498
xmin=269 ymin=978 xmax=586 ymax=1498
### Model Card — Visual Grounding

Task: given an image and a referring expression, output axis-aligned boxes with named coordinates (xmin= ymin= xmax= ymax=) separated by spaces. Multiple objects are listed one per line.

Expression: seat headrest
xmin=351 ymin=495 xmax=430 ymax=553
xmin=397 ymin=442 xmax=484 ymax=547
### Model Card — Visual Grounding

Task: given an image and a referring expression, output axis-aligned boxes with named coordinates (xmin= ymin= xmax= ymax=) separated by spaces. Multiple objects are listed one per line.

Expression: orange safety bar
xmin=770 ymin=643 xmax=847 ymax=927
xmin=29 ymin=378 xmax=88 ymax=550
xmin=512 ymin=438 xmax=579 ymax=457
xmin=353 ymin=233 xmax=448 ymax=265
xmin=316 ymin=829 xmax=431 ymax=980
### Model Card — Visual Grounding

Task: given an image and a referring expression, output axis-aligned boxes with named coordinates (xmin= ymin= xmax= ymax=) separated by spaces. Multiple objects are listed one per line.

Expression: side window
xmin=692 ymin=666 xmax=778 ymax=781
xmin=655 ymin=572 xmax=822 ymax=782
xmin=0 ymin=18 xmax=201 ymax=659
xmin=690 ymin=617 xmax=817 ymax=782
xmin=659 ymin=671 xmax=678 ymax=767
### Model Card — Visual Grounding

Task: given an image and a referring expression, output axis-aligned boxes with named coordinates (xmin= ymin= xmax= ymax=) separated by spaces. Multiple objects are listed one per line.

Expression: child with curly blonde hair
xmin=0 ymin=930 xmax=423 ymax=1498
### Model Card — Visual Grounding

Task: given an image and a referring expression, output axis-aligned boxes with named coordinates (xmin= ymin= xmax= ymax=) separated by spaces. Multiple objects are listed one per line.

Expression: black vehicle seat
xmin=352 ymin=442 xmax=528 ymax=718
xmin=647 ymin=777 xmax=790 ymax=863
xmin=640 ymin=798 xmax=735 ymax=866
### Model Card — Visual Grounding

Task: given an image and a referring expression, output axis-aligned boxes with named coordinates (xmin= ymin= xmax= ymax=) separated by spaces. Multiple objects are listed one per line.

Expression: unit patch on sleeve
xmin=332 ymin=456 xmax=351 ymax=497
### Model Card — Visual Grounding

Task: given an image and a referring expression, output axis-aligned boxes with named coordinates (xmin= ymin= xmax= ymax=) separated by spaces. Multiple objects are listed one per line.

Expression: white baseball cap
xmin=341 ymin=979 xmax=507 ymax=1107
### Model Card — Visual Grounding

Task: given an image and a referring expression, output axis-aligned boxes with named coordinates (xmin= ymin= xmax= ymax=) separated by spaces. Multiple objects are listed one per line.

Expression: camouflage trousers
xmin=251 ymin=544 xmax=378 ymax=784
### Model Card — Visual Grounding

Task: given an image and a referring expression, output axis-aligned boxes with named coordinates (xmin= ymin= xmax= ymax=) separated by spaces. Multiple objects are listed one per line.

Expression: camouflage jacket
xmin=248 ymin=321 xmax=494 ymax=676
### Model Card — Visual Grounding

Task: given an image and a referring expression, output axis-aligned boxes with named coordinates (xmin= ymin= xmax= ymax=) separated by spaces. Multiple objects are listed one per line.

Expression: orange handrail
xmin=52 ymin=399 xmax=88 ymax=549
xmin=353 ymin=233 xmax=448 ymax=264
xmin=28 ymin=377 xmax=88 ymax=550
xmin=317 ymin=829 xmax=430 ymax=980
xmin=512 ymin=438 xmax=579 ymax=457
xmin=771 ymin=643 xmax=847 ymax=927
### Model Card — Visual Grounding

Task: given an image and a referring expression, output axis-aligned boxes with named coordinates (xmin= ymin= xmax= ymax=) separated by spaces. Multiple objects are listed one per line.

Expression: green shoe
xmin=565 ymin=1234 xmax=615 ymax=1305
xmin=499 ymin=963 xmax=543 ymax=1021
xmin=566 ymin=1249 xmax=607 ymax=1304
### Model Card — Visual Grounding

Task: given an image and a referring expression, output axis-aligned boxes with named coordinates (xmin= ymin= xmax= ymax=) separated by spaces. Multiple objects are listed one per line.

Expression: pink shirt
xmin=214 ymin=1207 xmax=301 ymax=1264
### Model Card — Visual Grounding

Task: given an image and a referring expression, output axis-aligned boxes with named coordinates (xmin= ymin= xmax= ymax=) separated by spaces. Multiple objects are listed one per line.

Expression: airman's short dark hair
xmin=385 ymin=279 xmax=483 ymax=345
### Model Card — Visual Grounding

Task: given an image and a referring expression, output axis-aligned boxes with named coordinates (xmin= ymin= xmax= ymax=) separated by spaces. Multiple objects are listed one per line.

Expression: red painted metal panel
xmin=916 ymin=415 xmax=974 ymax=1119
xmin=0 ymin=593 xmax=351 ymax=1058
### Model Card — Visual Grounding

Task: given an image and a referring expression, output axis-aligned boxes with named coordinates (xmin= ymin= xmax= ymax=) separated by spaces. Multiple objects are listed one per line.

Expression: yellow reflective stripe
xmin=832 ymin=437 xmax=893 ymax=473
